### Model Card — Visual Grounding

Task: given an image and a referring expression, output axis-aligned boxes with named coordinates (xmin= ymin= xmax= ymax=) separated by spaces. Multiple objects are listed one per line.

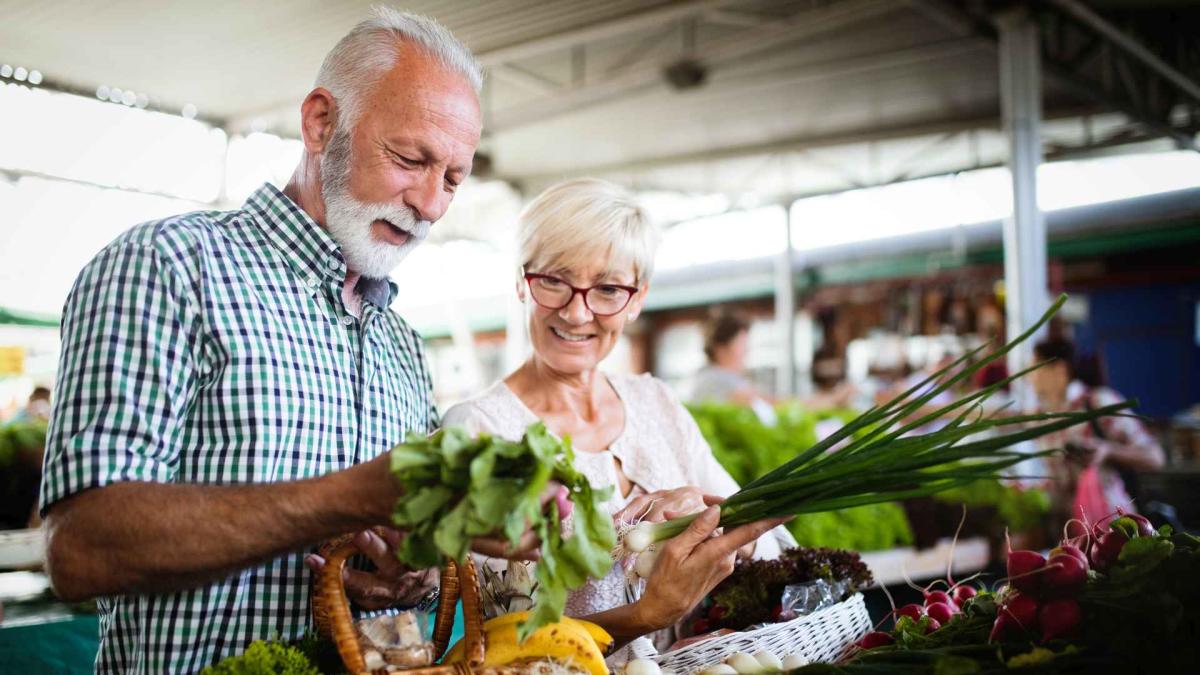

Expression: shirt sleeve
xmin=40 ymin=242 xmax=200 ymax=515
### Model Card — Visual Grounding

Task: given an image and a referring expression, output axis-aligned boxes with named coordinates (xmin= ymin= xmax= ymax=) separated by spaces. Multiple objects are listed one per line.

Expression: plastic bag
xmin=777 ymin=579 xmax=848 ymax=622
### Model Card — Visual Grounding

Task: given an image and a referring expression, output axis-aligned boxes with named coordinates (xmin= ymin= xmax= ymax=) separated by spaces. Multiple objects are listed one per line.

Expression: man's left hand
xmin=305 ymin=528 xmax=437 ymax=611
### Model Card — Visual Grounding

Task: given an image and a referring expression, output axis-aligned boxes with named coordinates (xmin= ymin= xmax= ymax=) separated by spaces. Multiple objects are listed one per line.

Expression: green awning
xmin=0 ymin=307 xmax=59 ymax=328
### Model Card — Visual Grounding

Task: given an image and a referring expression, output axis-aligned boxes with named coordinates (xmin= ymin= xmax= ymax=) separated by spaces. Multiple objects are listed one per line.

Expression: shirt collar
xmin=244 ymin=183 xmax=397 ymax=308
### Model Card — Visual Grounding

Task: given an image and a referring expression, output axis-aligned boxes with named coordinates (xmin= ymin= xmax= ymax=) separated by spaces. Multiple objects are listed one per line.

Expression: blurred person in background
xmin=690 ymin=312 xmax=853 ymax=424
xmin=1030 ymin=338 xmax=1165 ymax=533
xmin=13 ymin=385 xmax=51 ymax=423
xmin=690 ymin=312 xmax=777 ymax=423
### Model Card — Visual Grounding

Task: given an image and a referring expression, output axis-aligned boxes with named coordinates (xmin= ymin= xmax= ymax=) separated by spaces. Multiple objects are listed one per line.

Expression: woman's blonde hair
xmin=517 ymin=179 xmax=659 ymax=285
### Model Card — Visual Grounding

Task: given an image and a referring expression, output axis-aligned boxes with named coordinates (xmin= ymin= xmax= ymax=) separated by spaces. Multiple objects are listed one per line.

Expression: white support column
xmin=775 ymin=206 xmax=797 ymax=398
xmin=998 ymin=9 xmax=1049 ymax=405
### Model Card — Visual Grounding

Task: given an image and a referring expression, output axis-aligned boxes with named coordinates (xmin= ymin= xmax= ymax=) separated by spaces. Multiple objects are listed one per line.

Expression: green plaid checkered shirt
xmin=40 ymin=183 xmax=439 ymax=673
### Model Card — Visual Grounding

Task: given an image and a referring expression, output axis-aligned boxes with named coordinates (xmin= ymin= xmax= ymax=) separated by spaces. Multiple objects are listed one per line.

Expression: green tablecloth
xmin=0 ymin=600 xmax=464 ymax=673
xmin=0 ymin=609 xmax=99 ymax=673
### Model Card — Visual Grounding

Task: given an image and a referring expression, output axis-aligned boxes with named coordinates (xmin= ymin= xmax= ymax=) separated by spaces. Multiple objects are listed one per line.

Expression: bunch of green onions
xmin=624 ymin=294 xmax=1135 ymax=553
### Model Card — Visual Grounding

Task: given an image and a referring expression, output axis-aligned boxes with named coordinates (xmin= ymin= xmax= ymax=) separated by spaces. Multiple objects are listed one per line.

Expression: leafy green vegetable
xmin=200 ymin=640 xmax=320 ymax=675
xmin=788 ymin=502 xmax=914 ymax=551
xmin=709 ymin=546 xmax=873 ymax=630
xmin=389 ymin=422 xmax=616 ymax=641
xmin=932 ymin=479 xmax=1048 ymax=535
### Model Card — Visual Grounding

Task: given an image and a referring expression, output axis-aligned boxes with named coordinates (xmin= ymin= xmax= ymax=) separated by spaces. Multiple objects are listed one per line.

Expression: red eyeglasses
xmin=523 ymin=272 xmax=638 ymax=316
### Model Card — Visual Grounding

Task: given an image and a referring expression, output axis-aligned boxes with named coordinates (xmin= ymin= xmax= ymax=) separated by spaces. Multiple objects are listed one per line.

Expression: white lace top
xmin=441 ymin=373 xmax=786 ymax=661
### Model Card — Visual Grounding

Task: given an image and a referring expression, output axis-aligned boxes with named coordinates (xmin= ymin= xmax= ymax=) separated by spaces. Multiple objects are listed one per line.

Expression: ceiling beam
xmin=1047 ymin=0 xmax=1200 ymax=103
xmin=490 ymin=64 xmax=563 ymax=97
xmin=473 ymin=0 xmax=738 ymax=67
xmin=488 ymin=0 xmax=900 ymax=132
xmin=499 ymin=104 xmax=1103 ymax=183
xmin=702 ymin=9 xmax=770 ymax=28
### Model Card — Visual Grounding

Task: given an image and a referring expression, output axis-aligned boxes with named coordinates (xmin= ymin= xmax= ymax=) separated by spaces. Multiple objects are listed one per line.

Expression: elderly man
xmin=39 ymin=9 xmax=523 ymax=673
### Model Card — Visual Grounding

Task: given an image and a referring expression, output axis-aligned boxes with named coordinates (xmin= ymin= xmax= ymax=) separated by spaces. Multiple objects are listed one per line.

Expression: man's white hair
xmin=315 ymin=6 xmax=483 ymax=130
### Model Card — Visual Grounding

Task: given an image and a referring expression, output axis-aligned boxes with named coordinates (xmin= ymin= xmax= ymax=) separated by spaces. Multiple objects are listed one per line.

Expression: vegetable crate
xmin=647 ymin=594 xmax=871 ymax=673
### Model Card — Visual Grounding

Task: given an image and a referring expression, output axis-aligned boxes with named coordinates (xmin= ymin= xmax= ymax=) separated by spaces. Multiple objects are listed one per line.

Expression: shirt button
xmin=305 ymin=276 xmax=319 ymax=289
xmin=341 ymin=316 xmax=354 ymax=326
xmin=328 ymin=258 xmax=341 ymax=270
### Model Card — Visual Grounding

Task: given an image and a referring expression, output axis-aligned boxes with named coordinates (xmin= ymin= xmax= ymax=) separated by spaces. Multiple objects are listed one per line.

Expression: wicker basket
xmin=647 ymin=593 xmax=872 ymax=673
xmin=312 ymin=535 xmax=516 ymax=675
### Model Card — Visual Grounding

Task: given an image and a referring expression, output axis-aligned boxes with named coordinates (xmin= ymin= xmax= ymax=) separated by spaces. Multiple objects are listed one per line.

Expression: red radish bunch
xmin=987 ymin=511 xmax=1157 ymax=645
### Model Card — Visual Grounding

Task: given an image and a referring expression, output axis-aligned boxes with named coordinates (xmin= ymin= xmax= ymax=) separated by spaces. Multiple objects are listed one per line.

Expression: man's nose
xmin=403 ymin=173 xmax=450 ymax=224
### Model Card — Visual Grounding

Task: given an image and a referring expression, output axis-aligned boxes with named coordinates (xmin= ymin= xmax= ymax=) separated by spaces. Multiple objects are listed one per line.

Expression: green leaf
xmin=390 ymin=445 xmax=436 ymax=472
xmin=433 ymin=500 xmax=472 ymax=562
xmin=1116 ymin=534 xmax=1174 ymax=572
xmin=397 ymin=486 xmax=453 ymax=526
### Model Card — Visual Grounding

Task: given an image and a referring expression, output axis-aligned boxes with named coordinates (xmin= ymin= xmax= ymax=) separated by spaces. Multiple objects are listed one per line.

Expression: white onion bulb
xmin=781 ymin=653 xmax=810 ymax=670
xmin=752 ymin=650 xmax=783 ymax=671
xmin=625 ymin=522 xmax=655 ymax=553
xmin=634 ymin=546 xmax=659 ymax=578
xmin=724 ymin=652 xmax=765 ymax=674
xmin=623 ymin=658 xmax=662 ymax=675
xmin=698 ymin=665 xmax=738 ymax=675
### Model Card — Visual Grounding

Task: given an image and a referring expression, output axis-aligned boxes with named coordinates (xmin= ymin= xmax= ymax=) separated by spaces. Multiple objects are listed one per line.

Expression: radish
xmin=925 ymin=602 xmax=955 ymax=625
xmin=895 ymin=604 xmax=925 ymax=621
xmin=1123 ymin=513 xmax=1155 ymax=537
xmin=1041 ymin=553 xmax=1087 ymax=598
xmin=951 ymin=584 xmax=978 ymax=607
xmin=1038 ymin=598 xmax=1081 ymax=642
xmin=989 ymin=613 xmax=1014 ymax=643
xmin=924 ymin=617 xmax=942 ymax=634
xmin=924 ymin=590 xmax=958 ymax=611
xmin=1089 ymin=530 xmax=1129 ymax=573
xmin=1007 ymin=550 xmax=1047 ymax=594
xmin=1048 ymin=544 xmax=1089 ymax=569
xmin=855 ymin=632 xmax=895 ymax=649
xmin=1000 ymin=593 xmax=1040 ymax=633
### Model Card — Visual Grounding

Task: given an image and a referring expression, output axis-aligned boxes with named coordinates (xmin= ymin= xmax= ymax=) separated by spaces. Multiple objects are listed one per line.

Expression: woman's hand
xmin=616 ymin=489 xmax=758 ymax=560
xmin=632 ymin=507 xmax=790 ymax=632
xmin=614 ymin=487 xmax=720 ymax=525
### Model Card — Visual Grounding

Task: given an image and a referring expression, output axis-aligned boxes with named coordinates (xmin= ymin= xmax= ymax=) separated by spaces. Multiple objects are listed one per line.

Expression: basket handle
xmin=312 ymin=536 xmax=369 ymax=674
xmin=312 ymin=537 xmax=488 ymax=673
xmin=455 ymin=556 xmax=487 ymax=668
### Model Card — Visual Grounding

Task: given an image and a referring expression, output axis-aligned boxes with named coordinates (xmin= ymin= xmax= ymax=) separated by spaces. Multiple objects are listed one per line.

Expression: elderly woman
xmin=443 ymin=179 xmax=788 ymax=658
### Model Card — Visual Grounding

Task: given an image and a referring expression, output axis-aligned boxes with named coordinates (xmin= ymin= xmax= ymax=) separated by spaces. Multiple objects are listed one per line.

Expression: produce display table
xmin=859 ymin=536 xmax=990 ymax=587
xmin=0 ymin=600 xmax=99 ymax=673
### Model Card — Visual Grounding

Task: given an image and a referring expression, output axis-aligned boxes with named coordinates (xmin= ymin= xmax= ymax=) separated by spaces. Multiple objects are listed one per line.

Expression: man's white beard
xmin=319 ymin=127 xmax=431 ymax=279
xmin=322 ymin=188 xmax=430 ymax=279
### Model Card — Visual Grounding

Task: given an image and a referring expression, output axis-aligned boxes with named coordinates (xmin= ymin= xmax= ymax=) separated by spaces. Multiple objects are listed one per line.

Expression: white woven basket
xmin=648 ymin=593 xmax=871 ymax=674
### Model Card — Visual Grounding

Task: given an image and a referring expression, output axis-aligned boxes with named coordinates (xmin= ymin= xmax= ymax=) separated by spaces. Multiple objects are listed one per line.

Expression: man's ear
xmin=299 ymin=87 xmax=338 ymax=154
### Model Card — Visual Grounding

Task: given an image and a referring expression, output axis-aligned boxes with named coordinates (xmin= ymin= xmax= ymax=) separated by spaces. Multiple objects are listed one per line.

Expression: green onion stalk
xmin=623 ymin=294 xmax=1136 ymax=553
